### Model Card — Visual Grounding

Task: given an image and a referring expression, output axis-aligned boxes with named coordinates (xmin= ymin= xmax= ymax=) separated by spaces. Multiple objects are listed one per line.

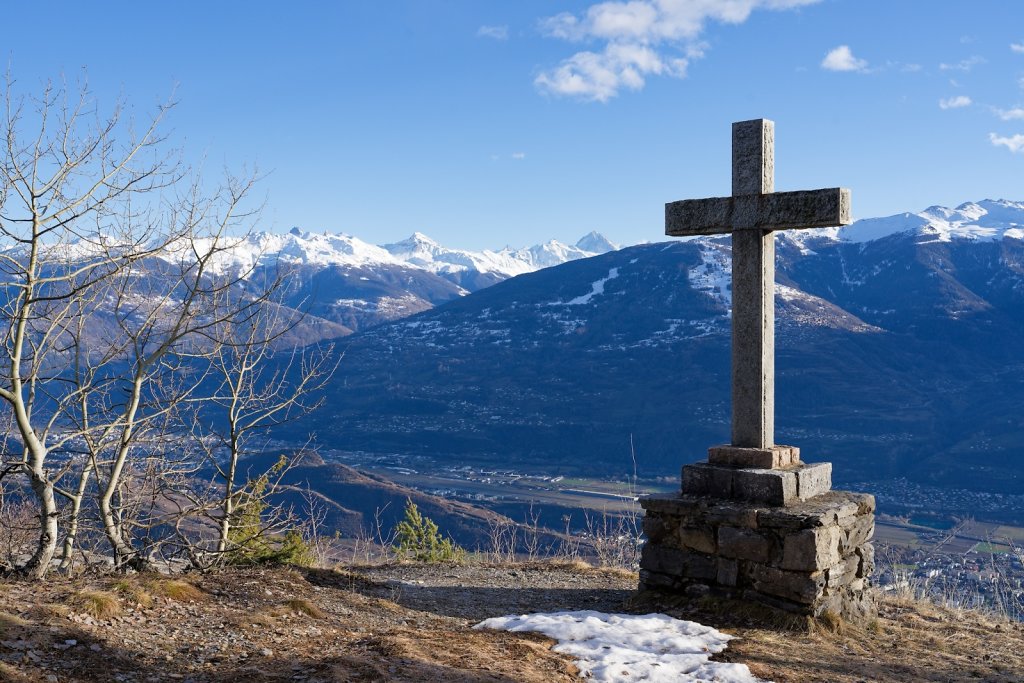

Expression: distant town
xmin=309 ymin=447 xmax=1024 ymax=619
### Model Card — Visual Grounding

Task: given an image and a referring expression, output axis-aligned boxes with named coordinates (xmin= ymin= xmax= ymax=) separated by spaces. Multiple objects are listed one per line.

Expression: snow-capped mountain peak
xmin=840 ymin=199 xmax=1024 ymax=244
xmin=159 ymin=229 xmax=406 ymax=277
xmin=575 ymin=231 xmax=619 ymax=254
xmin=380 ymin=232 xmax=447 ymax=263
xmin=381 ymin=232 xmax=619 ymax=281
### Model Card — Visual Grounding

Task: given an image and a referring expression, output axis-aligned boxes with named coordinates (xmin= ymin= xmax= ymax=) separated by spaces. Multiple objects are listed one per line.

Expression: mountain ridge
xmin=24 ymin=198 xmax=1023 ymax=338
xmin=303 ymin=198 xmax=1024 ymax=507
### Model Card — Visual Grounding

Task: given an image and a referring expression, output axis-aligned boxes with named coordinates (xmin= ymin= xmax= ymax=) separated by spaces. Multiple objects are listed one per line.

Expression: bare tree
xmin=0 ymin=73 xmax=182 ymax=578
xmin=88 ymin=171 xmax=274 ymax=570
xmin=0 ymin=73 xmax=340 ymax=578
xmin=190 ymin=286 xmax=337 ymax=565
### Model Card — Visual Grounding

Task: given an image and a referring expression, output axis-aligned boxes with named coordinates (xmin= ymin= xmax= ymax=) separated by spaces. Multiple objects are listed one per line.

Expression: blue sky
xmin=5 ymin=1 xmax=1023 ymax=249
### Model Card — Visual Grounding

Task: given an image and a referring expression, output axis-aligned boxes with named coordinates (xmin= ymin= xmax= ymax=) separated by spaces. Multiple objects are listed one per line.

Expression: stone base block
xmin=639 ymin=490 xmax=876 ymax=623
xmin=683 ymin=461 xmax=832 ymax=506
xmin=708 ymin=444 xmax=800 ymax=469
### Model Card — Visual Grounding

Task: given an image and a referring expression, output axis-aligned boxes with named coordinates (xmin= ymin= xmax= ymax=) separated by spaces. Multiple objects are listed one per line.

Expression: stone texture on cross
xmin=666 ymin=119 xmax=851 ymax=463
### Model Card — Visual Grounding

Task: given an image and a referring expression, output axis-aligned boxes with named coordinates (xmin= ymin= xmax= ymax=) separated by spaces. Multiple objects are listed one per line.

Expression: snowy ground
xmin=476 ymin=610 xmax=768 ymax=682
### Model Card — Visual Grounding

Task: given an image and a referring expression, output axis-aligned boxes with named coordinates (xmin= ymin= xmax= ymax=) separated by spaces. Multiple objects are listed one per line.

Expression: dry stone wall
xmin=639 ymin=489 xmax=876 ymax=621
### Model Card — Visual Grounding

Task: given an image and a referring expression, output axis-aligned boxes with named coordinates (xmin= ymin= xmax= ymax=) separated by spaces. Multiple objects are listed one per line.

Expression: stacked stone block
xmin=639 ymin=446 xmax=876 ymax=621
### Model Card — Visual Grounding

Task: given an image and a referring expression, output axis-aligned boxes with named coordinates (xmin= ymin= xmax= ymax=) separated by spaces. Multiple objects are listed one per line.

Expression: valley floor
xmin=0 ymin=562 xmax=1020 ymax=682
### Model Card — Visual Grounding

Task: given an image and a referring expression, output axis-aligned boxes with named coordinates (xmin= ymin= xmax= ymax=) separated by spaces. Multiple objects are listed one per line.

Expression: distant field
xmin=993 ymin=525 xmax=1024 ymax=543
xmin=359 ymin=463 xmax=674 ymax=531
xmin=874 ymin=521 xmax=925 ymax=547
xmin=357 ymin=456 xmax=1024 ymax=556
xmin=940 ymin=537 xmax=979 ymax=554
xmin=972 ymin=542 xmax=1012 ymax=554
xmin=875 ymin=517 xmax=1022 ymax=555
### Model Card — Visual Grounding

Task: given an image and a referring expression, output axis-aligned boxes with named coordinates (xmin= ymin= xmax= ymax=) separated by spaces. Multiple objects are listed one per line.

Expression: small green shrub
xmin=226 ymin=456 xmax=314 ymax=567
xmin=393 ymin=499 xmax=464 ymax=563
xmin=266 ymin=529 xmax=315 ymax=568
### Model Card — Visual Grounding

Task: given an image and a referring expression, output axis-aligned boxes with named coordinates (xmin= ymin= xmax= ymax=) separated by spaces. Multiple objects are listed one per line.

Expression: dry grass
xmin=329 ymin=628 xmax=579 ymax=682
xmin=812 ymin=608 xmax=845 ymax=636
xmin=0 ymin=660 xmax=32 ymax=682
xmin=0 ymin=564 xmax=1017 ymax=682
xmin=229 ymin=610 xmax=277 ymax=629
xmin=0 ymin=611 xmax=27 ymax=635
xmin=237 ymin=598 xmax=327 ymax=624
xmin=713 ymin=596 xmax=1024 ymax=682
xmin=72 ymin=590 xmax=122 ymax=620
xmin=593 ymin=565 xmax=638 ymax=580
xmin=534 ymin=558 xmax=639 ymax=581
xmin=147 ymin=578 xmax=205 ymax=603
xmin=111 ymin=579 xmax=153 ymax=608
xmin=282 ymin=597 xmax=326 ymax=619
xmin=538 ymin=558 xmax=595 ymax=573
xmin=26 ymin=602 xmax=71 ymax=623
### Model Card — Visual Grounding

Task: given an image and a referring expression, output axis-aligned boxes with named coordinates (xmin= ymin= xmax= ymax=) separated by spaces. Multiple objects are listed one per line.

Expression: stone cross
xmin=666 ymin=119 xmax=851 ymax=454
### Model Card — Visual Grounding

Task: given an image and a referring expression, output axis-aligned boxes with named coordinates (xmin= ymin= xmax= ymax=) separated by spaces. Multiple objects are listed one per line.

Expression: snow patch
xmin=775 ymin=284 xmax=813 ymax=303
xmin=777 ymin=228 xmax=838 ymax=255
xmin=689 ymin=242 xmax=732 ymax=311
xmin=476 ymin=611 xmax=766 ymax=683
xmin=565 ymin=267 xmax=619 ymax=305
xmin=776 ymin=285 xmax=880 ymax=333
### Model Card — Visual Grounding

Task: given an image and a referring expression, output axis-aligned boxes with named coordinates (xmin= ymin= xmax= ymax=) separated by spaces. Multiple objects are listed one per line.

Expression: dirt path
xmin=0 ymin=562 xmax=633 ymax=683
xmin=353 ymin=561 xmax=635 ymax=621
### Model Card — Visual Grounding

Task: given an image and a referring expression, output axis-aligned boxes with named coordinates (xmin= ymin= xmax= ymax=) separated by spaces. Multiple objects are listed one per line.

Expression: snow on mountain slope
xmin=382 ymin=231 xmax=619 ymax=283
xmin=775 ymin=284 xmax=879 ymax=332
xmin=575 ymin=231 xmax=619 ymax=254
xmin=688 ymin=238 xmax=732 ymax=311
xmin=549 ymin=267 xmax=620 ymax=306
xmin=840 ymin=199 xmax=1024 ymax=243
xmin=382 ymin=232 xmax=534 ymax=278
xmin=382 ymin=233 xmax=505 ymax=274
xmin=510 ymin=240 xmax=595 ymax=270
xmin=156 ymin=227 xmax=622 ymax=289
xmin=684 ymin=238 xmax=877 ymax=333
xmin=175 ymin=227 xmax=405 ymax=276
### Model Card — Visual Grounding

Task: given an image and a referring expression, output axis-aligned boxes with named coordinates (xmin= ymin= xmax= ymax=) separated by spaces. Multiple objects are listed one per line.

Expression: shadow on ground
xmin=303 ymin=566 xmax=637 ymax=621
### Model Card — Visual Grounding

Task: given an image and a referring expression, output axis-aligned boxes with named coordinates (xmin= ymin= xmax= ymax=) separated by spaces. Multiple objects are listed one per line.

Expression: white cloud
xmin=1011 ymin=43 xmax=1024 ymax=54
xmin=511 ymin=152 xmax=526 ymax=160
xmin=535 ymin=41 xmax=690 ymax=102
xmin=478 ymin=25 xmax=509 ymax=40
xmin=535 ymin=0 xmax=820 ymax=101
xmin=940 ymin=56 xmax=985 ymax=72
xmin=990 ymin=132 xmax=1024 ymax=154
xmin=821 ymin=45 xmax=868 ymax=72
xmin=939 ymin=95 xmax=972 ymax=110
xmin=995 ymin=107 xmax=1024 ymax=120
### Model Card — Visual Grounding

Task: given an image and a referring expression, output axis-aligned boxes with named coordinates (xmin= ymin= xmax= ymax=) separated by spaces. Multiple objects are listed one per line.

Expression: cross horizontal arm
xmin=665 ymin=188 xmax=851 ymax=237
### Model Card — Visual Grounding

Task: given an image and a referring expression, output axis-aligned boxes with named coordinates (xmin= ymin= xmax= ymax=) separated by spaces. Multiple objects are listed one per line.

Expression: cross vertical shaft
xmin=731 ymin=120 xmax=774 ymax=449
xmin=664 ymin=118 xmax=851 ymax=458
